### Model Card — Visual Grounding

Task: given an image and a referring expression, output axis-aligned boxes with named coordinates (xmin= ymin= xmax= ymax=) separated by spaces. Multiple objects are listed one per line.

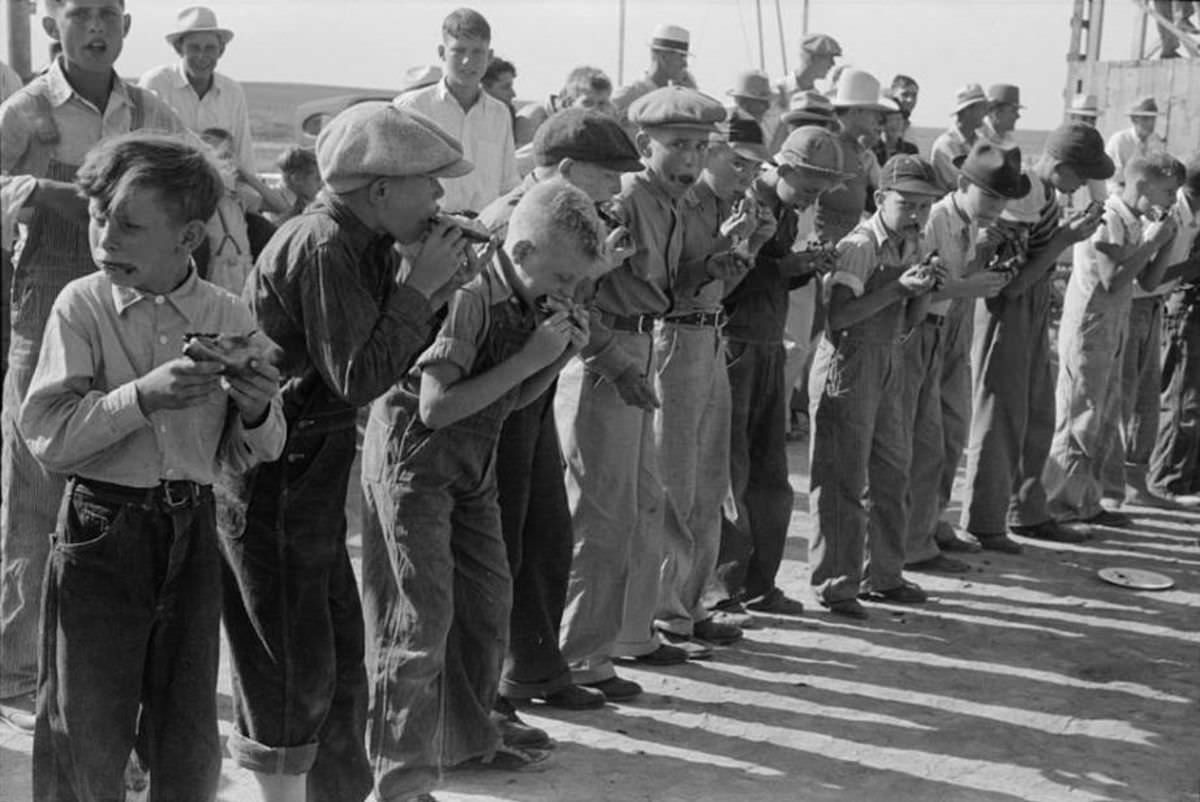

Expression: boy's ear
xmin=123 ymin=12 xmax=131 ymax=38
xmin=509 ymin=239 xmax=535 ymax=264
xmin=634 ymin=131 xmax=653 ymax=159
xmin=556 ymin=157 xmax=576 ymax=179
xmin=178 ymin=219 xmax=208 ymax=254
xmin=41 ymin=15 xmax=61 ymax=42
xmin=437 ymin=43 xmax=446 ymax=62
xmin=873 ymin=189 xmax=887 ymax=207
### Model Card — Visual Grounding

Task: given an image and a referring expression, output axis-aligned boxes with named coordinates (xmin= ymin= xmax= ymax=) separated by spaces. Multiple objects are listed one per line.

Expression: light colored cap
xmin=828 ymin=68 xmax=889 ymax=112
xmin=951 ymin=83 xmax=988 ymax=115
xmin=781 ymin=89 xmax=836 ymax=124
xmin=801 ymin=33 xmax=842 ymax=57
xmin=1068 ymin=93 xmax=1100 ymax=117
xmin=775 ymin=126 xmax=852 ymax=178
xmin=628 ymin=85 xmax=726 ymax=132
xmin=728 ymin=69 xmax=773 ymax=101
xmin=1129 ymin=96 xmax=1159 ymax=117
xmin=987 ymin=83 xmax=1023 ymax=108
xmin=649 ymin=24 xmax=691 ymax=55
xmin=165 ymin=6 xmax=234 ymax=48
xmin=397 ymin=65 xmax=443 ymax=95
xmin=318 ymin=102 xmax=473 ymax=193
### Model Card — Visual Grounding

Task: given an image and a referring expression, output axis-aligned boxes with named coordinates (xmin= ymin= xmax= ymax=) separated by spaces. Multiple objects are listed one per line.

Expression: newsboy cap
xmin=801 ymin=33 xmax=842 ymax=57
xmin=317 ymin=102 xmax=473 ymax=193
xmin=534 ymin=108 xmax=644 ymax=171
xmin=628 ymin=85 xmax=726 ymax=133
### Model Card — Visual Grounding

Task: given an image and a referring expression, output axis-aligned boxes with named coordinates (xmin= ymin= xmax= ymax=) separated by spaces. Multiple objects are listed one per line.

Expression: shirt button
xmin=154 ymin=296 xmax=165 ymax=305
xmin=158 ymin=335 xmax=169 ymax=345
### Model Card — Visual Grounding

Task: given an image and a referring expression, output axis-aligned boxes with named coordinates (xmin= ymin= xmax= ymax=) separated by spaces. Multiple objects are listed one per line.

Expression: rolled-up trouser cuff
xmin=226 ymin=730 xmax=318 ymax=776
xmin=500 ymin=668 xmax=573 ymax=699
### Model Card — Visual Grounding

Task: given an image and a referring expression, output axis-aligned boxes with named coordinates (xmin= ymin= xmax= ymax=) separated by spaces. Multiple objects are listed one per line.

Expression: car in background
xmin=294 ymin=93 xmax=394 ymax=146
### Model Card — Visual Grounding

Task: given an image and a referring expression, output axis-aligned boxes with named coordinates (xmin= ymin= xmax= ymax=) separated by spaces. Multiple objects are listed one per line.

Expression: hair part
xmin=507 ymin=179 xmax=604 ymax=262
xmin=1125 ymin=152 xmax=1183 ymax=186
xmin=442 ymin=7 xmax=491 ymax=42
xmin=76 ymin=132 xmax=223 ymax=225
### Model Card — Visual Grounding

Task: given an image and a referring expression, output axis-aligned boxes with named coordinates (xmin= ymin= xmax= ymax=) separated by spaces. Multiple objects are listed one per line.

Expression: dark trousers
xmin=34 ymin=479 xmax=221 ymax=802
xmin=1149 ymin=290 xmax=1200 ymax=495
xmin=220 ymin=420 xmax=372 ymax=801
xmin=495 ymin=384 xmax=574 ymax=697
xmin=716 ymin=340 xmax=794 ymax=603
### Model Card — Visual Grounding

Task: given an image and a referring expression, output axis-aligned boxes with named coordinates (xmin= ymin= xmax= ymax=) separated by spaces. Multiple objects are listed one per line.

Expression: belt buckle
xmin=159 ymin=480 xmax=197 ymax=510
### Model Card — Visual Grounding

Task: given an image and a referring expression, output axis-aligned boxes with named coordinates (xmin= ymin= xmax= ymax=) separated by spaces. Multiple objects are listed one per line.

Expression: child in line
xmin=713 ymin=126 xmax=847 ymax=618
xmin=1043 ymin=154 xmax=1179 ymax=532
xmin=275 ymin=144 xmax=321 ymax=221
xmin=808 ymin=154 xmax=944 ymax=620
xmin=363 ymin=181 xmax=603 ymax=802
xmin=19 ymin=132 xmax=285 ymax=800
xmin=901 ymin=141 xmax=1022 ymax=573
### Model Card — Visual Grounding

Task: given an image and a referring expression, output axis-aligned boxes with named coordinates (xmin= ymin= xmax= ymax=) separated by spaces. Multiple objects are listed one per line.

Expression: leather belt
xmin=664 ymin=311 xmax=725 ymax=328
xmin=604 ymin=313 xmax=659 ymax=334
xmin=73 ymin=476 xmax=212 ymax=511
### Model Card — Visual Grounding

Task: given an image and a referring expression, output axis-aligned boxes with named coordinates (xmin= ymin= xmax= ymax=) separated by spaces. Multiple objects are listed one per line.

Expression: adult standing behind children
xmin=514 ymin=66 xmax=616 ymax=147
xmin=959 ymin=125 xmax=1114 ymax=552
xmin=930 ymin=84 xmax=989 ymax=194
xmin=979 ymin=84 xmax=1022 ymax=149
xmin=1105 ymin=98 xmax=1167 ymax=195
xmin=816 ymin=68 xmax=889 ymax=244
xmin=0 ymin=0 xmax=185 ymax=735
xmin=611 ymin=25 xmax=692 ymax=131
xmin=139 ymin=7 xmax=255 ymax=175
xmin=222 ymin=103 xmax=482 ymax=802
xmin=765 ymin=33 xmax=842 ymax=153
xmin=396 ymin=8 xmax=518 ymax=214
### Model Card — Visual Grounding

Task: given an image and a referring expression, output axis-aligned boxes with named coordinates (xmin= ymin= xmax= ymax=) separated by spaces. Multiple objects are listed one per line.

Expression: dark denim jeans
xmin=495 ymin=384 xmax=574 ymax=697
xmin=361 ymin=401 xmax=512 ymax=802
xmin=33 ymin=479 xmax=221 ymax=802
xmin=715 ymin=340 xmax=794 ymax=604
xmin=220 ymin=411 xmax=372 ymax=802
xmin=1150 ymin=289 xmax=1200 ymax=495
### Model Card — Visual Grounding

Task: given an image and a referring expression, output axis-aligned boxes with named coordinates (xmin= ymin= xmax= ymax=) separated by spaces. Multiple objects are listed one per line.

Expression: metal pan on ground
xmin=1097 ymin=567 xmax=1175 ymax=590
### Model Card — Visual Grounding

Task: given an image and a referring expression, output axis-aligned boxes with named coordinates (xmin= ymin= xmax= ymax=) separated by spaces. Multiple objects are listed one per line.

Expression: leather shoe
xmin=935 ymin=521 xmax=982 ymax=553
xmin=905 ymin=553 xmax=971 ymax=573
xmin=1082 ymin=509 xmax=1133 ymax=528
xmin=582 ymin=676 xmax=642 ymax=701
xmin=818 ymin=597 xmax=868 ymax=619
xmin=1010 ymin=520 xmax=1088 ymax=543
xmin=976 ymin=532 xmax=1023 ymax=553
xmin=541 ymin=684 xmax=606 ymax=710
xmin=859 ymin=581 xmax=928 ymax=604
xmin=617 ymin=643 xmax=691 ymax=665
xmin=656 ymin=633 xmax=713 ymax=660
xmin=744 ymin=587 xmax=806 ymax=615
xmin=692 ymin=617 xmax=743 ymax=645
xmin=492 ymin=699 xmax=552 ymax=749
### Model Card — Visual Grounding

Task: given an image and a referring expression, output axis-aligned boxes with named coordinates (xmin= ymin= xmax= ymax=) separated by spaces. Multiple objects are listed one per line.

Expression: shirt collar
xmin=486 ymin=249 xmax=535 ymax=315
xmin=111 ymin=267 xmax=205 ymax=322
xmin=1106 ymin=194 xmax=1142 ymax=231
xmin=44 ymin=57 xmax=128 ymax=111
xmin=312 ymin=190 xmax=393 ymax=253
xmin=632 ymin=168 xmax=681 ymax=209
xmin=865 ymin=211 xmax=921 ymax=260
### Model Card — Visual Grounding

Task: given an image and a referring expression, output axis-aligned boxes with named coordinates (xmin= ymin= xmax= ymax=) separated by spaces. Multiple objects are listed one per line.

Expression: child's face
xmin=510 ymin=239 xmax=593 ymax=306
xmin=88 ymin=187 xmax=197 ymax=295
xmin=1131 ymin=116 xmax=1156 ymax=140
xmin=639 ymin=128 xmax=710 ymax=197
xmin=882 ymin=112 xmax=906 ymax=143
xmin=179 ymin=32 xmax=224 ymax=79
xmin=202 ymin=136 xmax=234 ymax=163
xmin=561 ymin=160 xmax=623 ymax=203
xmin=484 ymin=71 xmax=516 ymax=106
xmin=775 ymin=165 xmax=837 ymax=210
xmin=570 ymin=87 xmax=615 ymax=117
xmin=378 ymin=175 xmax=443 ymax=244
xmin=44 ymin=0 xmax=129 ymax=74
xmin=704 ymin=146 xmax=760 ymax=199
xmin=439 ymin=34 xmax=491 ymax=89
xmin=1135 ymin=174 xmax=1178 ymax=212
xmin=958 ymin=182 xmax=1008 ymax=227
xmin=876 ymin=189 xmax=935 ymax=237
xmin=284 ymin=167 xmax=322 ymax=202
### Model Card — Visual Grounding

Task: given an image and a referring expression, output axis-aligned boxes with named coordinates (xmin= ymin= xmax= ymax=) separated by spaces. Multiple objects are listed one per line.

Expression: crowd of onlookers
xmin=1 ymin=3 xmax=1197 ymax=802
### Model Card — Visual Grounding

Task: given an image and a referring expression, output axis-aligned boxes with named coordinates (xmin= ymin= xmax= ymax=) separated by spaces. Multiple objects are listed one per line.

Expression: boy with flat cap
xmin=222 ymin=102 xmax=481 ymax=802
xmin=653 ymin=116 xmax=776 ymax=651
xmin=960 ymin=124 xmax=1114 ymax=552
xmin=809 ymin=154 xmax=944 ymax=619
xmin=556 ymin=85 xmax=725 ymax=700
xmin=712 ymin=127 xmax=847 ymax=619
xmin=476 ymin=108 xmax=643 ymax=719
xmin=901 ymin=142 xmax=1024 ymax=572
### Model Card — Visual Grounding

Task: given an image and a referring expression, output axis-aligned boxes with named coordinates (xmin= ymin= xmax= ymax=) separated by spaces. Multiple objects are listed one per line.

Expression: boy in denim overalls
xmin=809 ymin=155 xmax=943 ymax=619
xmin=363 ymin=181 xmax=604 ymax=802
xmin=0 ymin=0 xmax=184 ymax=728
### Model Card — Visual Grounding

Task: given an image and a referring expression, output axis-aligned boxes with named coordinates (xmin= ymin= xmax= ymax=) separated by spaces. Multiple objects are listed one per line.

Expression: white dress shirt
xmin=138 ymin=61 xmax=255 ymax=173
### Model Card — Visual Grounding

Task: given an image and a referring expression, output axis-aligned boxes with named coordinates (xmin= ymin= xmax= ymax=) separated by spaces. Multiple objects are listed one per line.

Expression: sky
xmin=1 ymin=0 xmax=1148 ymax=131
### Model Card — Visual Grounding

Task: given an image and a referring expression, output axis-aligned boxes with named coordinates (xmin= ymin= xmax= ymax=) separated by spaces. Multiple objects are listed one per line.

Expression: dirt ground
xmin=2 ymin=441 xmax=1198 ymax=802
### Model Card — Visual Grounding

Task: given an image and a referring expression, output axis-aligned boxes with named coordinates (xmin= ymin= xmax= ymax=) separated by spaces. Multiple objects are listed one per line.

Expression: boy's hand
xmin=612 ymin=365 xmax=659 ymax=411
xmin=899 ymin=263 xmax=937 ymax=296
xmin=405 ymin=218 xmax=469 ymax=298
xmin=1144 ymin=217 xmax=1177 ymax=248
xmin=521 ymin=311 xmax=574 ymax=367
xmin=975 ymin=225 xmax=1007 ymax=259
xmin=602 ymin=226 xmax=636 ymax=271
xmin=1060 ymin=210 xmax=1103 ymax=244
xmin=705 ymin=252 xmax=752 ymax=282
xmin=962 ymin=270 xmax=1011 ymax=298
xmin=223 ymin=359 xmax=282 ymax=426
xmin=719 ymin=202 xmax=756 ymax=242
xmin=134 ymin=358 xmax=224 ymax=415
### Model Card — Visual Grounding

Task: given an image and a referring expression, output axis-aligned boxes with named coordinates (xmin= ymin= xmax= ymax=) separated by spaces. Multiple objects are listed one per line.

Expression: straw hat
xmin=1128 ymin=97 xmax=1159 ymax=117
xmin=649 ymin=24 xmax=691 ymax=55
xmin=727 ymin=70 xmax=773 ymax=101
xmin=951 ymin=83 xmax=988 ymax=115
xmin=165 ymin=7 xmax=234 ymax=48
xmin=1068 ymin=93 xmax=1100 ymax=117
xmin=828 ymin=69 xmax=889 ymax=112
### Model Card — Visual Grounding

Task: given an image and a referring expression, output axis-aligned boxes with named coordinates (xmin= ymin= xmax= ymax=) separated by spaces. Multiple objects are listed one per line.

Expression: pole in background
xmin=802 ymin=0 xmax=810 ymax=35
xmin=6 ymin=0 xmax=33 ymax=80
xmin=617 ymin=0 xmax=626 ymax=85
xmin=755 ymin=0 xmax=766 ymax=70
xmin=776 ymin=0 xmax=788 ymax=74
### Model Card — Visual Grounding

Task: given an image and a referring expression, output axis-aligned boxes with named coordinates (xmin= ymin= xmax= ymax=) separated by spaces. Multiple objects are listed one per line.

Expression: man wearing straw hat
xmin=139 ymin=6 xmax=254 ymax=174
xmin=1105 ymin=97 xmax=1167 ymax=194
xmin=726 ymin=69 xmax=779 ymax=151
xmin=979 ymin=83 xmax=1023 ymax=149
xmin=930 ymin=83 xmax=989 ymax=194
xmin=611 ymin=24 xmax=693 ymax=128
xmin=1067 ymin=93 xmax=1101 ymax=126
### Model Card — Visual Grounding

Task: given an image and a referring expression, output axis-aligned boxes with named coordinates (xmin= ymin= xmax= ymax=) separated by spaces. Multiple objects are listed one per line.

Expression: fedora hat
xmin=951 ymin=83 xmax=988 ymax=115
xmin=828 ymin=68 xmax=889 ymax=112
xmin=165 ymin=6 xmax=234 ymax=48
xmin=781 ymin=89 xmax=837 ymax=125
xmin=727 ymin=70 xmax=773 ymax=101
xmin=953 ymin=141 xmax=1031 ymax=199
xmin=397 ymin=65 xmax=443 ymax=95
xmin=1068 ymin=93 xmax=1100 ymax=117
xmin=649 ymin=24 xmax=690 ymax=55
xmin=1128 ymin=96 xmax=1159 ymax=117
xmin=986 ymin=84 xmax=1023 ymax=108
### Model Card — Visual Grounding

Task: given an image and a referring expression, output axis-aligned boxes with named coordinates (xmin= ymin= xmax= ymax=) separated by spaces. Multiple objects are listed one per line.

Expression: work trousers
xmin=1116 ymin=296 xmax=1164 ymax=491
xmin=960 ymin=280 xmax=1056 ymax=534
xmin=555 ymin=333 xmax=664 ymax=684
xmin=1149 ymin=289 xmax=1200 ymax=495
xmin=654 ymin=322 xmax=731 ymax=636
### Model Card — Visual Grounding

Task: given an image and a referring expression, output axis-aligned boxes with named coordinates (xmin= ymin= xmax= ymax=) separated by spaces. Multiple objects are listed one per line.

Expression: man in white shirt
xmin=395 ymin=8 xmax=518 ymax=214
xmin=1105 ymin=97 xmax=1168 ymax=194
xmin=139 ymin=7 xmax=255 ymax=174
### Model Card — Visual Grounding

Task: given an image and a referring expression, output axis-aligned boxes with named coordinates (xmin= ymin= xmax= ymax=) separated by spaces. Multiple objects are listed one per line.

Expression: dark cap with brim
xmin=717 ymin=115 xmax=771 ymax=163
xmin=952 ymin=141 xmax=1031 ymax=199
xmin=1043 ymin=123 xmax=1115 ymax=180
xmin=879 ymin=154 xmax=942 ymax=196
xmin=534 ymin=108 xmax=644 ymax=172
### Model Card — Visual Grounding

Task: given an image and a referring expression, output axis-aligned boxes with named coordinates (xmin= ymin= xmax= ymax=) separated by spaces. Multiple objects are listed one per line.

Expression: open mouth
xmin=672 ymin=174 xmax=696 ymax=186
xmin=98 ymin=260 xmax=135 ymax=276
xmin=83 ymin=40 xmax=109 ymax=56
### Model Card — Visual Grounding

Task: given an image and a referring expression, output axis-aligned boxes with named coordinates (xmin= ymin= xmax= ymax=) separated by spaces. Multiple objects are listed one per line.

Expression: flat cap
xmin=317 ymin=102 xmax=473 ymax=193
xmin=776 ymin=127 xmax=851 ymax=178
xmin=628 ymin=85 xmax=726 ymax=133
xmin=801 ymin=33 xmax=842 ymax=57
xmin=534 ymin=108 xmax=644 ymax=171
xmin=879 ymin=154 xmax=942 ymax=196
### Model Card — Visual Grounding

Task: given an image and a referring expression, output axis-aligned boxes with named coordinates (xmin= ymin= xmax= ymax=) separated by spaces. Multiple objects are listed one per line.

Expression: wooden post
xmin=6 ymin=0 xmax=33 ymax=80
xmin=755 ymin=0 xmax=766 ymax=71
xmin=1132 ymin=0 xmax=1149 ymax=59
xmin=775 ymin=0 xmax=788 ymax=75
xmin=1069 ymin=0 xmax=1085 ymax=61
xmin=617 ymin=0 xmax=626 ymax=85
xmin=1086 ymin=0 xmax=1105 ymax=60
xmin=802 ymin=0 xmax=810 ymax=36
